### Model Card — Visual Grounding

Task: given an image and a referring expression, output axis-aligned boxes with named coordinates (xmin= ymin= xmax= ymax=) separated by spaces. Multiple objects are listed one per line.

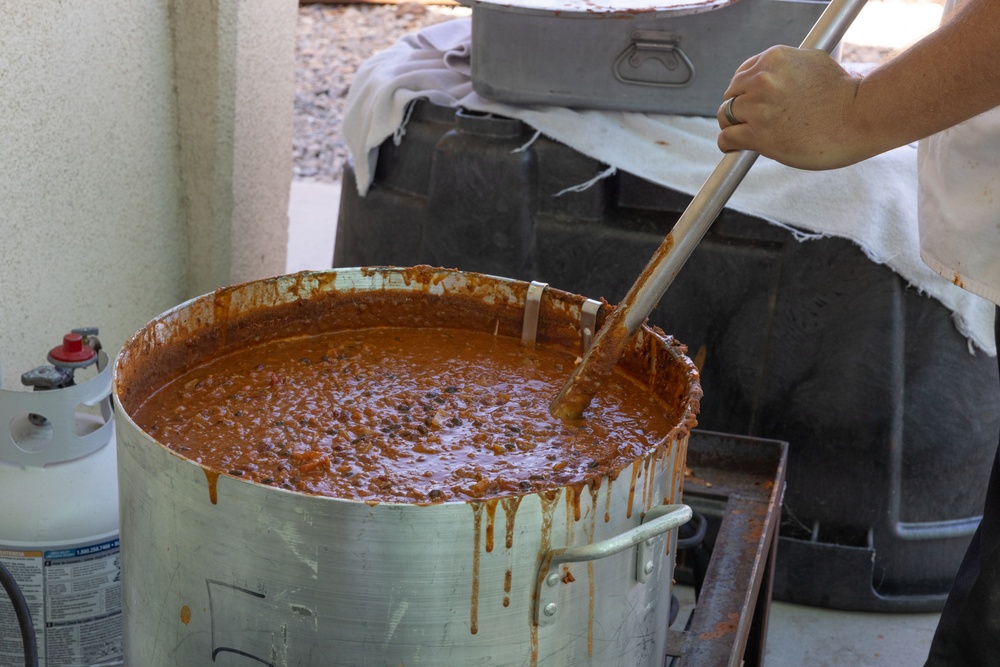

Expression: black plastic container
xmin=335 ymin=101 xmax=1000 ymax=612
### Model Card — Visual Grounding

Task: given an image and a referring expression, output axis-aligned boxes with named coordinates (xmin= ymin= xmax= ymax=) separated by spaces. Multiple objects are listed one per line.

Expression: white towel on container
xmin=343 ymin=18 xmax=996 ymax=355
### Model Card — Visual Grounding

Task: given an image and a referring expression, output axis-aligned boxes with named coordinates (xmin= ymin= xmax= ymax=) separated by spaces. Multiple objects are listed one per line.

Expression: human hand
xmin=717 ymin=46 xmax=866 ymax=170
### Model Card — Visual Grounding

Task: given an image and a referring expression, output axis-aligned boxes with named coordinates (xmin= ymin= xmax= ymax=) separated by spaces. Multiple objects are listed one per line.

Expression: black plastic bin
xmin=335 ymin=100 xmax=1000 ymax=612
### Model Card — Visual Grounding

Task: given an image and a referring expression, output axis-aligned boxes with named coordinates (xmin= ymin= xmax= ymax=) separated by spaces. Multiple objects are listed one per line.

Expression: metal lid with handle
xmin=453 ymin=0 xmax=741 ymax=19
xmin=550 ymin=0 xmax=870 ymax=420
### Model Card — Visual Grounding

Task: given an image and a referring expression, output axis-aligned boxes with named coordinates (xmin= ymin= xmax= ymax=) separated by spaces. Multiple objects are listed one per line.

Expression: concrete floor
xmin=671 ymin=584 xmax=941 ymax=666
xmin=286 ymin=179 xmax=341 ymax=274
xmin=286 ymin=178 xmax=945 ymax=666
xmin=751 ymin=596 xmax=938 ymax=666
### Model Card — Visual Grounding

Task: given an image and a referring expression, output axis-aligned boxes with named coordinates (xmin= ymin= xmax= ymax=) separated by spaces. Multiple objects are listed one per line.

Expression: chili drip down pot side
xmin=112 ymin=267 xmax=701 ymax=667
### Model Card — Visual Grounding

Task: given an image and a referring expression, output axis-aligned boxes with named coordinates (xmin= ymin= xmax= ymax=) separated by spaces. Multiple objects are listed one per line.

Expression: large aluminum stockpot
xmin=113 ymin=267 xmax=701 ymax=667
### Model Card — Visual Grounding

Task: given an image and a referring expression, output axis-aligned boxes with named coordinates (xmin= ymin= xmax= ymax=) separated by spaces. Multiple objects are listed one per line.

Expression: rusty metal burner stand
xmin=664 ymin=430 xmax=788 ymax=667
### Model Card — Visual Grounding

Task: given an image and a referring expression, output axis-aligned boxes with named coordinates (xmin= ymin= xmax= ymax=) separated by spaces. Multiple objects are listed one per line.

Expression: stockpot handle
xmin=533 ymin=503 xmax=692 ymax=626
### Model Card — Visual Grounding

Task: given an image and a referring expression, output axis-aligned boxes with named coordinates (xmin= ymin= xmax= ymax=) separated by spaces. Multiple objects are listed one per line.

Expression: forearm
xmin=717 ymin=0 xmax=1000 ymax=170
xmin=853 ymin=0 xmax=1000 ymax=157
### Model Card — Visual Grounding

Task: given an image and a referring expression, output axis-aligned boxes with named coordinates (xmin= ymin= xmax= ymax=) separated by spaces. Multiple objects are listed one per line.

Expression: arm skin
xmin=716 ymin=0 xmax=1000 ymax=170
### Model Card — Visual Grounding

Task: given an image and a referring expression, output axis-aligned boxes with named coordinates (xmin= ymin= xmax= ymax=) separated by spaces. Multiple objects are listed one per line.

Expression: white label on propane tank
xmin=0 ymin=538 xmax=123 ymax=667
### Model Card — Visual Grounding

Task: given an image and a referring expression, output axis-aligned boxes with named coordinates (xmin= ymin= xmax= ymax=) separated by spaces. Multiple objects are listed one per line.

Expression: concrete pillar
xmin=0 ymin=0 xmax=297 ymax=388
xmin=173 ymin=0 xmax=297 ymax=294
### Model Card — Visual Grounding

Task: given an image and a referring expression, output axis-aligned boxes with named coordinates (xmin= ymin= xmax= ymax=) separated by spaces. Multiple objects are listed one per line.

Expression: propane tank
xmin=0 ymin=329 xmax=121 ymax=667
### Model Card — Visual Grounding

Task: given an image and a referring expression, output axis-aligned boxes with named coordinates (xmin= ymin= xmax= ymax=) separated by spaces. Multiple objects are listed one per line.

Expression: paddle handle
xmin=550 ymin=0 xmax=870 ymax=419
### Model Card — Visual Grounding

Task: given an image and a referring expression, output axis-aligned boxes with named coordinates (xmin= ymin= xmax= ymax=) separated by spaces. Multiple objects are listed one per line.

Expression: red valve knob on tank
xmin=48 ymin=333 xmax=97 ymax=366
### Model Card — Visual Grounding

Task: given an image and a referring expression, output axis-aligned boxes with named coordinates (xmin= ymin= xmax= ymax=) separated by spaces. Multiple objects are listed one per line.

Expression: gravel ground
xmin=294 ymin=3 xmax=470 ymax=182
xmin=292 ymin=2 xmax=903 ymax=184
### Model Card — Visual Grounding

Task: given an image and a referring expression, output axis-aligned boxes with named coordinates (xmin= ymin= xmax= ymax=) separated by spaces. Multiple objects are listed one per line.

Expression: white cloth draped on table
xmin=343 ymin=18 xmax=996 ymax=355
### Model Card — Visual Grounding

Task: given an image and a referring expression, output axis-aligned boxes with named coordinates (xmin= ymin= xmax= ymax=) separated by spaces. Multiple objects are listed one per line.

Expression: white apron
xmin=918 ymin=0 xmax=1000 ymax=307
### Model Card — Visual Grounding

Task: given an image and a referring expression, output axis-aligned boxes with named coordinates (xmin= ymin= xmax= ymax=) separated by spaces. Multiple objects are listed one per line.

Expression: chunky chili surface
xmin=133 ymin=327 xmax=676 ymax=503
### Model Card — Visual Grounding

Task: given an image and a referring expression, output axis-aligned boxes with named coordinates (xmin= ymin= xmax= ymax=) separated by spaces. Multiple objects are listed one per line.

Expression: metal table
xmin=665 ymin=430 xmax=788 ymax=667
